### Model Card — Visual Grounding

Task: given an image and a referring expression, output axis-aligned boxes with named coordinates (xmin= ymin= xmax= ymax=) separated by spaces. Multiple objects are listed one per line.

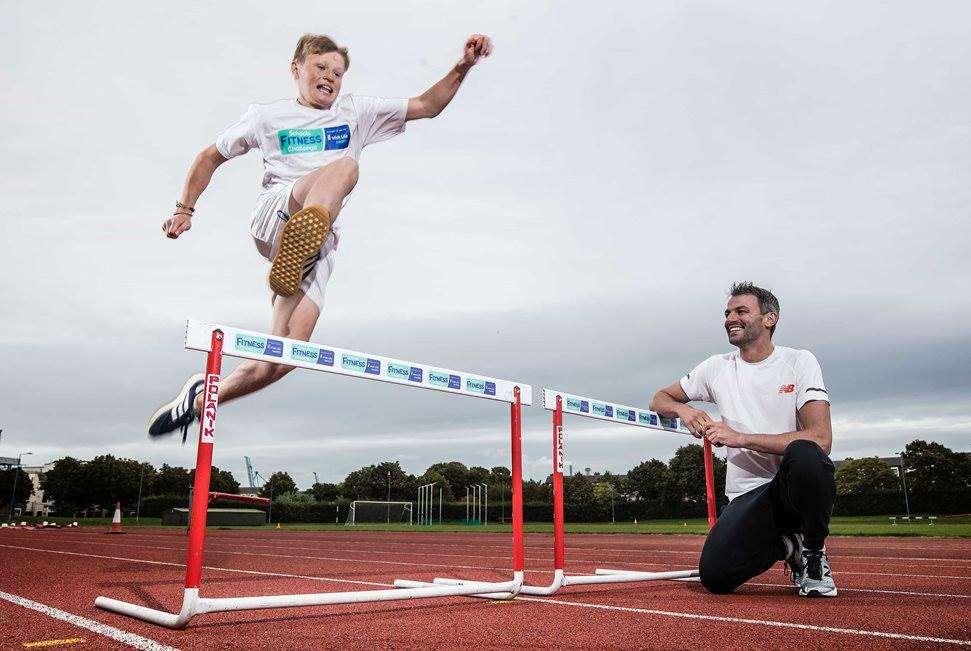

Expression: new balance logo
xmin=778 ymin=384 xmax=795 ymax=394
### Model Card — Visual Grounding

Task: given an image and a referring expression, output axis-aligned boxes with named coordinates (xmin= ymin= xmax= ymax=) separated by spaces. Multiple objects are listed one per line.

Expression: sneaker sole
xmin=800 ymin=587 xmax=838 ymax=598
xmin=268 ymin=206 xmax=331 ymax=297
xmin=147 ymin=373 xmax=205 ymax=437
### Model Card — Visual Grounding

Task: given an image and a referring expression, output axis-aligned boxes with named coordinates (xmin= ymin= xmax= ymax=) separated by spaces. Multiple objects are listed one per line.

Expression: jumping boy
xmin=149 ymin=33 xmax=493 ymax=440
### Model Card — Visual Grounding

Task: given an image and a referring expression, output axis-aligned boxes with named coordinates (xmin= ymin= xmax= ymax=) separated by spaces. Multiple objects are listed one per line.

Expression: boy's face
xmin=292 ymin=51 xmax=345 ymax=108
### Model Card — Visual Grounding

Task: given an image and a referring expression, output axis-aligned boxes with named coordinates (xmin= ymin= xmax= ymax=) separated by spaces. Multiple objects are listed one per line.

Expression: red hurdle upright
xmin=422 ymin=388 xmax=716 ymax=597
xmin=96 ymin=320 xmax=532 ymax=628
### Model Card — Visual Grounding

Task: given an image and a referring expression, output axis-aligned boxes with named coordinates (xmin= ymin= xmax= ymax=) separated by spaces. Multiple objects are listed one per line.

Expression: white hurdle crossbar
xmin=95 ymin=319 xmax=531 ymax=628
xmin=400 ymin=388 xmax=715 ymax=598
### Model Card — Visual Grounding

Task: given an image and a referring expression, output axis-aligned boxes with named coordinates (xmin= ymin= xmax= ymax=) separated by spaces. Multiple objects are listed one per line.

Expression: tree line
xmin=4 ymin=438 xmax=965 ymax=518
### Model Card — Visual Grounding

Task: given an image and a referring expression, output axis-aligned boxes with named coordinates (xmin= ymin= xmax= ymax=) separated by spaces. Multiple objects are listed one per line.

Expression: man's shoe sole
xmin=268 ymin=205 xmax=331 ymax=297
xmin=148 ymin=373 xmax=204 ymax=438
xmin=799 ymin=587 xmax=838 ymax=598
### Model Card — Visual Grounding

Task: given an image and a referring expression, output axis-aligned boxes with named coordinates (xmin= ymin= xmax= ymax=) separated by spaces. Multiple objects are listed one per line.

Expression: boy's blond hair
xmin=292 ymin=33 xmax=350 ymax=70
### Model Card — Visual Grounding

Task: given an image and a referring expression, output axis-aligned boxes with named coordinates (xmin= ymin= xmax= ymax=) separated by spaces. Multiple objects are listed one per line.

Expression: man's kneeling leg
xmin=698 ymin=482 xmax=787 ymax=594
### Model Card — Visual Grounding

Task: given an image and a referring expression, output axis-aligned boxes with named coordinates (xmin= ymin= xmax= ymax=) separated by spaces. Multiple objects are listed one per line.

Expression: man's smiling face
xmin=724 ymin=293 xmax=775 ymax=348
xmin=292 ymin=51 xmax=345 ymax=109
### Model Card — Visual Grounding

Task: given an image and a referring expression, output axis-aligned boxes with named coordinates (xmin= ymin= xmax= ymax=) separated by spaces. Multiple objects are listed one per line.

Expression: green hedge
xmin=833 ymin=490 xmax=971 ymax=516
xmin=142 ymin=490 xmax=971 ymax=523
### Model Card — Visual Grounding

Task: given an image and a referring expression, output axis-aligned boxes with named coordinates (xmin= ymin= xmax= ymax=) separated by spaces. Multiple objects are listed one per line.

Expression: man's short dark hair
xmin=730 ymin=282 xmax=780 ymax=336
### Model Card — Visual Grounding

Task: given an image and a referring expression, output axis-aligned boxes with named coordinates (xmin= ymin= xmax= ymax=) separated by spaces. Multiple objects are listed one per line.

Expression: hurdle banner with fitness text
xmin=543 ymin=389 xmax=689 ymax=434
xmin=185 ymin=320 xmax=531 ymax=406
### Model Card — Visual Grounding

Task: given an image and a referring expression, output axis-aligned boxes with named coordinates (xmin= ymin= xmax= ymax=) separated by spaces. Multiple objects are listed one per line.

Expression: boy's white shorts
xmin=249 ymin=182 xmax=337 ymax=311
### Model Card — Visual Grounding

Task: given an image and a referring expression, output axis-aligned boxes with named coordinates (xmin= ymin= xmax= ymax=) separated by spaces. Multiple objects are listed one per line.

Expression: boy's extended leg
xmin=147 ymin=158 xmax=358 ymax=440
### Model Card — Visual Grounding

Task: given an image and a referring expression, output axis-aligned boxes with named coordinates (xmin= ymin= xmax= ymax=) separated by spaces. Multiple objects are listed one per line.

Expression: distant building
xmin=239 ymin=486 xmax=262 ymax=497
xmin=23 ymin=463 xmax=56 ymax=516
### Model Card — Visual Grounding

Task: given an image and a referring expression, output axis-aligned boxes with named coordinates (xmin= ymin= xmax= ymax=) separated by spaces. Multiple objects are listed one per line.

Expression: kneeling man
xmin=651 ymin=282 xmax=836 ymax=597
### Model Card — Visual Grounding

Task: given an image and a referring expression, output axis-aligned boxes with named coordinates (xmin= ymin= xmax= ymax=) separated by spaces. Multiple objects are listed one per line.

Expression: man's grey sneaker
xmin=782 ymin=533 xmax=806 ymax=589
xmin=148 ymin=374 xmax=205 ymax=443
xmin=799 ymin=548 xmax=838 ymax=597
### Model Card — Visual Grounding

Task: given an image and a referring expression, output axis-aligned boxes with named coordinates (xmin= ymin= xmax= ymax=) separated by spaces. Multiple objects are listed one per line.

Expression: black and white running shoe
xmin=147 ymin=373 xmax=205 ymax=443
xmin=799 ymin=548 xmax=838 ymax=597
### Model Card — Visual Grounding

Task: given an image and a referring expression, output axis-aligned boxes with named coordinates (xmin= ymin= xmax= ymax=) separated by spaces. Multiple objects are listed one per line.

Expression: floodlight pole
xmin=481 ymin=483 xmax=488 ymax=526
xmin=386 ymin=471 xmax=391 ymax=524
xmin=899 ymin=455 xmax=911 ymax=520
xmin=136 ymin=464 xmax=145 ymax=523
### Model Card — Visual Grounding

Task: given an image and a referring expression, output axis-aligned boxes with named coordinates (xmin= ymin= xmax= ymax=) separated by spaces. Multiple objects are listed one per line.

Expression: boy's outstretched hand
xmin=163 ymin=213 xmax=192 ymax=239
xmin=458 ymin=34 xmax=492 ymax=72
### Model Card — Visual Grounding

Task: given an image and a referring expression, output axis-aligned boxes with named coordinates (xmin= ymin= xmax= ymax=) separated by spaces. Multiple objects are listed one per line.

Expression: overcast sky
xmin=2 ymin=1 xmax=969 ymax=489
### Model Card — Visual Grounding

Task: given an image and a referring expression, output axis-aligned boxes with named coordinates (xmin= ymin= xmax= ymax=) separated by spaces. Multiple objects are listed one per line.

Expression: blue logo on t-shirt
xmin=324 ymin=125 xmax=350 ymax=150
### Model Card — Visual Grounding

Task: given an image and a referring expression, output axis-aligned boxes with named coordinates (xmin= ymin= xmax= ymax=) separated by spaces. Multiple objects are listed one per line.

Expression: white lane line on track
xmin=519 ymin=596 xmax=971 ymax=646
xmin=0 ymin=590 xmax=177 ymax=651
xmin=1 ymin=538 xmax=511 ymax=573
xmin=11 ymin=531 xmax=969 ymax=577
xmin=25 ymin=529 xmax=971 ymax=564
xmin=6 ymin=533 xmax=970 ymax=586
xmin=0 ymin=543 xmax=389 ymax=587
xmin=745 ymin=582 xmax=971 ymax=599
xmin=2 ymin=542 xmax=968 ymax=602
xmin=68 ymin=533 xmax=971 ymax=570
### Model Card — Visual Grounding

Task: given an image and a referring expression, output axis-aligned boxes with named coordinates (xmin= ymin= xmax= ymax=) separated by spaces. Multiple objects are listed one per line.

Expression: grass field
xmin=10 ymin=514 xmax=970 ymax=537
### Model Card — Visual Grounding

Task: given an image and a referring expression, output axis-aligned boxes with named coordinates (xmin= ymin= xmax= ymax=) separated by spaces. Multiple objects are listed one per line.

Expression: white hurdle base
xmin=595 ymin=568 xmax=700 ymax=582
xmin=395 ymin=566 xmax=699 ymax=601
xmin=96 ymin=576 xmax=524 ymax=629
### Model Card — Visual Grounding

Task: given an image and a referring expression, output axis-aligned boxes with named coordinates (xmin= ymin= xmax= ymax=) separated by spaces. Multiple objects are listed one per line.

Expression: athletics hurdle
xmin=95 ymin=319 xmax=531 ymax=628
xmin=401 ymin=388 xmax=716 ymax=597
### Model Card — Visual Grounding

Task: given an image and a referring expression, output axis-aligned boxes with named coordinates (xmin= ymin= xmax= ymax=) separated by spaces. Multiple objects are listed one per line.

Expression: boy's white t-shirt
xmin=215 ymin=94 xmax=407 ymax=205
xmin=679 ymin=346 xmax=830 ymax=501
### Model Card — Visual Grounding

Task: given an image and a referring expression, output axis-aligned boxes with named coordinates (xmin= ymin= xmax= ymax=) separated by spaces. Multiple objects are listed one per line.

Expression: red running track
xmin=0 ymin=527 xmax=968 ymax=649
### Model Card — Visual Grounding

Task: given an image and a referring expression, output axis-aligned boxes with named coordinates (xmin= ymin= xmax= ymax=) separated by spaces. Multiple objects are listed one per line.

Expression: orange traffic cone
xmin=107 ymin=502 xmax=126 ymax=534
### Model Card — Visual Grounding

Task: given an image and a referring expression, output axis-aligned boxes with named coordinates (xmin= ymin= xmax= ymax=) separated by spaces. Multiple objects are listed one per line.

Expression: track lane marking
xmin=2 ymin=542 xmax=968 ymax=601
xmin=47 ymin=530 xmax=971 ymax=570
xmin=4 ymin=542 xmax=969 ymax=644
xmin=4 ymin=539 xmax=969 ymax=595
xmin=519 ymin=596 xmax=971 ymax=646
xmin=19 ymin=529 xmax=970 ymax=564
xmin=0 ymin=591 xmax=175 ymax=651
xmin=22 ymin=638 xmax=85 ymax=648
xmin=6 ymin=533 xmax=969 ymax=581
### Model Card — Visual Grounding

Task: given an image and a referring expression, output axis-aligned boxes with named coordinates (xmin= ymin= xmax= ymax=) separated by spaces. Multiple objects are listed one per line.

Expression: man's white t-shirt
xmin=679 ymin=346 xmax=830 ymax=501
xmin=215 ymin=95 xmax=408 ymax=228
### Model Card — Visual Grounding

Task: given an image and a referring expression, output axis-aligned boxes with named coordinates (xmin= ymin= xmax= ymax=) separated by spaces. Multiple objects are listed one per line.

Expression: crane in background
xmin=244 ymin=456 xmax=266 ymax=488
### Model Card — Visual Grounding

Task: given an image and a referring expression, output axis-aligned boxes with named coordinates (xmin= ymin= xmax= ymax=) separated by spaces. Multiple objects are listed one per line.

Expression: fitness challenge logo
xmin=465 ymin=377 xmax=496 ymax=396
xmin=388 ymin=362 xmax=423 ymax=383
xmin=200 ymin=373 xmax=220 ymax=443
xmin=429 ymin=370 xmax=462 ymax=390
xmin=278 ymin=128 xmax=323 ymax=155
xmin=235 ymin=334 xmax=282 ymax=358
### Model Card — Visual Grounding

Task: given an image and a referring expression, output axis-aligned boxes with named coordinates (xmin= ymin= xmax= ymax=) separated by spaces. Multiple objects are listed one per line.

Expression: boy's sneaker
xmin=147 ymin=374 xmax=205 ymax=443
xmin=799 ymin=548 xmax=838 ymax=597
xmin=782 ymin=533 xmax=806 ymax=588
xmin=268 ymin=205 xmax=331 ymax=296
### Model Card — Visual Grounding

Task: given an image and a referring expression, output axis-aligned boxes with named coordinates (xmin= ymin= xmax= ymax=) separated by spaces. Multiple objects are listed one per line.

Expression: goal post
xmin=346 ymin=501 xmax=413 ymax=525
xmin=95 ymin=320 xmax=531 ymax=628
